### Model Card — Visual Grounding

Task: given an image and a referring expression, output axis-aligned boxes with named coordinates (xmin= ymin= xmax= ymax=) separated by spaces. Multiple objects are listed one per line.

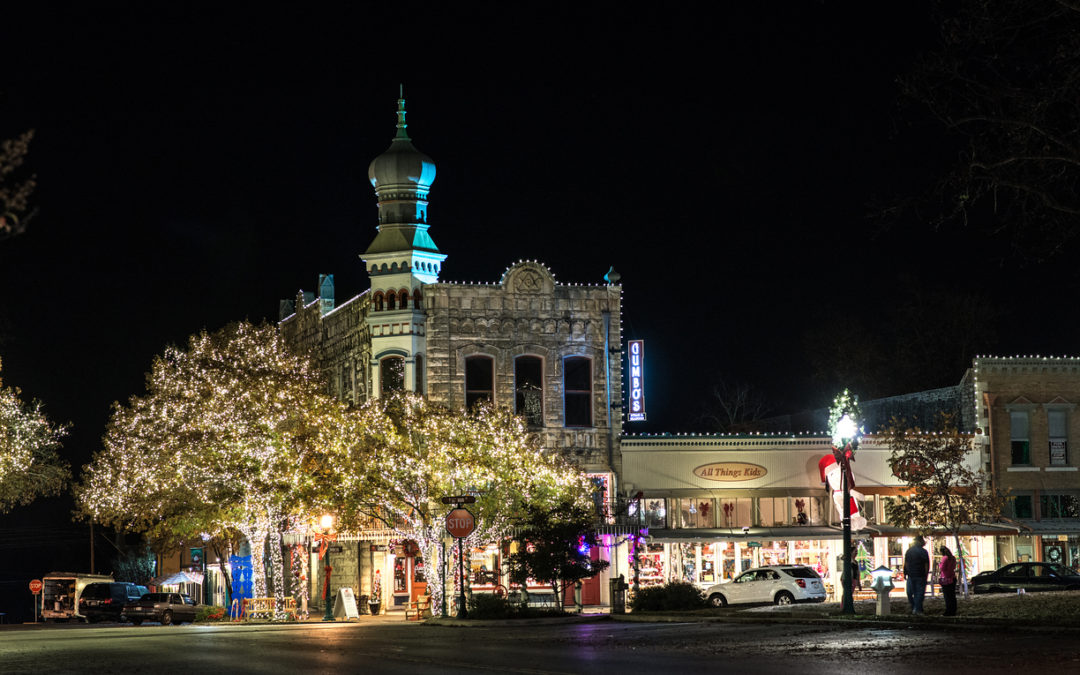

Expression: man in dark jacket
xmin=903 ymin=535 xmax=930 ymax=615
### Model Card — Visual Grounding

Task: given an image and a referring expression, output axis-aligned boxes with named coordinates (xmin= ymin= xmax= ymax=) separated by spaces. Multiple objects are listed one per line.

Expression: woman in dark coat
xmin=939 ymin=546 xmax=957 ymax=616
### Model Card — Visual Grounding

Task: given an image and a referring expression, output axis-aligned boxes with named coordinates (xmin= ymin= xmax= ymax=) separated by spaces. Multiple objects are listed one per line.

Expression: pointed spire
xmin=395 ymin=84 xmax=409 ymax=140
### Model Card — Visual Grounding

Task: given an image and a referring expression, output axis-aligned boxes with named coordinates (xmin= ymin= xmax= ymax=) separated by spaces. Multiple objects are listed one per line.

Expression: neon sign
xmin=628 ymin=340 xmax=646 ymax=421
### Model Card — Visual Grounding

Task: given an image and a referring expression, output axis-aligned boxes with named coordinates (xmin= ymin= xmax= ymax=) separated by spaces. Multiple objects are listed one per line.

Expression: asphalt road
xmin=2 ymin=616 xmax=1078 ymax=674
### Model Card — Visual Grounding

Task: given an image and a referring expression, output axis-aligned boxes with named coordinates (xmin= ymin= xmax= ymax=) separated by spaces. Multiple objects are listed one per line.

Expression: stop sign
xmin=29 ymin=579 xmax=42 ymax=594
xmin=445 ymin=508 xmax=476 ymax=539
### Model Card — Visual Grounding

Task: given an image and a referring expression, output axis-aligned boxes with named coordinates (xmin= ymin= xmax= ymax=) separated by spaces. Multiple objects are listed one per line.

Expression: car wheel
xmin=774 ymin=591 xmax=794 ymax=606
xmin=161 ymin=610 xmax=173 ymax=626
xmin=131 ymin=619 xmax=142 ymax=626
xmin=708 ymin=593 xmax=727 ymax=608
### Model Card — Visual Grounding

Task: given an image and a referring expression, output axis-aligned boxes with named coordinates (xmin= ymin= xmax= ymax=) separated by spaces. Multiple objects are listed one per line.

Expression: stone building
xmin=277 ymin=94 xmax=624 ymax=611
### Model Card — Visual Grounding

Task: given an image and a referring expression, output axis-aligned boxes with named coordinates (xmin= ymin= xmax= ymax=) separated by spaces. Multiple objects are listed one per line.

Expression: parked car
xmin=704 ymin=565 xmax=827 ymax=606
xmin=122 ymin=592 xmax=197 ymax=625
xmin=971 ymin=562 xmax=1080 ymax=594
xmin=78 ymin=582 xmax=149 ymax=622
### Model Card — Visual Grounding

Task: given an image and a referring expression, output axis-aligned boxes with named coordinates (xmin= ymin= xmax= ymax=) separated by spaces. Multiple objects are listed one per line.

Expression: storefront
xmin=620 ymin=435 xmax=1004 ymax=597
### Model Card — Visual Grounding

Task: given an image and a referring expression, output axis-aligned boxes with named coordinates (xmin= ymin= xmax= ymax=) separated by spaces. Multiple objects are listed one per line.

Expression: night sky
xmin=1 ymin=3 xmax=1075 ymax=600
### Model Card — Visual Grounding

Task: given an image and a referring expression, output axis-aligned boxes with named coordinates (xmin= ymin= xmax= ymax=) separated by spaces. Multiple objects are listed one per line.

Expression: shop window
xmin=718 ymin=498 xmax=752 ymax=528
xmin=465 ymin=356 xmax=494 ymax=410
xmin=380 ymin=356 xmax=404 ymax=397
xmin=789 ymin=496 xmax=827 ymax=525
xmin=1013 ymin=495 xmax=1033 ymax=519
xmin=414 ymin=354 xmax=424 ymax=394
xmin=758 ymin=497 xmax=788 ymax=526
xmin=393 ymin=557 xmax=406 ymax=592
xmin=1010 ymin=411 xmax=1031 ymax=464
xmin=1040 ymin=494 xmax=1080 ymax=519
xmin=643 ymin=498 xmax=667 ymax=529
xmin=514 ymin=356 xmax=543 ymax=426
xmin=637 ymin=543 xmax=665 ymax=587
xmin=679 ymin=499 xmax=715 ymax=528
xmin=563 ymin=356 xmax=592 ymax=427
xmin=1048 ymin=409 xmax=1068 ymax=466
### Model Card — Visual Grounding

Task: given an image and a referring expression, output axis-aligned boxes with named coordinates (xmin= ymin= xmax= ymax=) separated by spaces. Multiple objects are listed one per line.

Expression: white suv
xmin=704 ymin=565 xmax=826 ymax=607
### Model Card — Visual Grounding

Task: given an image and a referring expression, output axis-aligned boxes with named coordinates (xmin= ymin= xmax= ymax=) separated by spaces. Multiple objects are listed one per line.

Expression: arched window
xmin=515 ymin=356 xmax=543 ymax=427
xmin=387 ymin=292 xmax=396 ymax=310
xmin=564 ymin=356 xmax=592 ymax=427
xmin=413 ymin=289 xmax=423 ymax=309
xmin=465 ymin=355 xmax=494 ymax=410
xmin=373 ymin=292 xmax=384 ymax=312
xmin=399 ymin=289 xmax=410 ymax=309
xmin=380 ymin=356 xmax=405 ymax=397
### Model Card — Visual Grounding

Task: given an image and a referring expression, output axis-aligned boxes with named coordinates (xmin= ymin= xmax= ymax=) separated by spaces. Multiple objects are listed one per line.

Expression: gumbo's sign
xmin=693 ymin=462 xmax=767 ymax=482
xmin=628 ymin=340 xmax=646 ymax=422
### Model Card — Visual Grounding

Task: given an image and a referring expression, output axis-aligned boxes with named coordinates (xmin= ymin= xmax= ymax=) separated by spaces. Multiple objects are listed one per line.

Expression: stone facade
xmin=278 ymin=95 xmax=623 ymax=477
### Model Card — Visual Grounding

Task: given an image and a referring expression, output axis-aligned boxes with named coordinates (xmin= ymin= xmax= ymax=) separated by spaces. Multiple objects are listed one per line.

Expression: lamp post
xmin=313 ymin=513 xmax=337 ymax=622
xmin=829 ymin=391 xmax=861 ymax=616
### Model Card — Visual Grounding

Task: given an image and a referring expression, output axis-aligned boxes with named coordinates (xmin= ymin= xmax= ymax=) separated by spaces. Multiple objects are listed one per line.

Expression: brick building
xmin=973 ymin=357 xmax=1080 ymax=567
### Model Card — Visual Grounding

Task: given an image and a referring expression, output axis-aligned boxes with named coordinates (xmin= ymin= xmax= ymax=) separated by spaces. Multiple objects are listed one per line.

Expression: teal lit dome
xmin=367 ymin=97 xmax=436 ymax=191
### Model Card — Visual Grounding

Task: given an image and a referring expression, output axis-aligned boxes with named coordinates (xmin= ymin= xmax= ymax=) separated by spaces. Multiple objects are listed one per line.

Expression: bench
xmin=240 ymin=597 xmax=296 ymax=620
xmin=405 ymin=595 xmax=432 ymax=621
xmin=528 ymin=593 xmax=557 ymax=609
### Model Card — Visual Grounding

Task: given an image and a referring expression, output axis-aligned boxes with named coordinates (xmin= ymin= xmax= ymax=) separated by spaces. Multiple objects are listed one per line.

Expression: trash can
xmin=609 ymin=574 xmax=628 ymax=614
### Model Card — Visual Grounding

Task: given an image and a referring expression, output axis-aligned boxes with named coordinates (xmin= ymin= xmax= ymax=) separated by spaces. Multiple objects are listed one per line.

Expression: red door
xmin=562 ymin=547 xmax=603 ymax=606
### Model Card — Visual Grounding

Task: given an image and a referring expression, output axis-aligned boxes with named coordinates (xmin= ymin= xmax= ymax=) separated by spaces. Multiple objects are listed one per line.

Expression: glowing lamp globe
xmin=319 ymin=514 xmax=335 ymax=532
xmin=834 ymin=414 xmax=857 ymax=445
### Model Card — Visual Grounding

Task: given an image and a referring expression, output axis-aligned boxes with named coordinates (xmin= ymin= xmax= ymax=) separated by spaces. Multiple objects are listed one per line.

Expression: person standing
xmin=904 ymin=535 xmax=930 ymax=615
xmin=939 ymin=546 xmax=957 ymax=616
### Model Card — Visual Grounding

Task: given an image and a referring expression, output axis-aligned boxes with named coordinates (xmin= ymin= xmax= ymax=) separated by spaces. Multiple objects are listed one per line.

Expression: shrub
xmin=195 ymin=605 xmax=228 ymax=622
xmin=630 ymin=582 xmax=707 ymax=612
xmin=467 ymin=593 xmax=511 ymax=619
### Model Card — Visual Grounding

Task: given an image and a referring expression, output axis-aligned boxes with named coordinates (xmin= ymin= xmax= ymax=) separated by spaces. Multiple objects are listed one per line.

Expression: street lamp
xmin=829 ymin=391 xmax=861 ymax=616
xmin=313 ymin=513 xmax=337 ymax=622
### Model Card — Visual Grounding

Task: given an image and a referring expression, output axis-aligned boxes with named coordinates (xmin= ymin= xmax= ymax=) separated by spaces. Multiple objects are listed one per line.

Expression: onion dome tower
xmin=363 ymin=87 xmax=445 ymax=284
xmin=362 ymin=88 xmax=444 ymax=398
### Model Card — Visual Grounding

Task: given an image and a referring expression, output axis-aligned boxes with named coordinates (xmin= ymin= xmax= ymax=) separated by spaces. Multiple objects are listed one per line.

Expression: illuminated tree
xmin=881 ymin=413 xmax=1006 ymax=595
xmin=0 ymin=357 xmax=69 ymax=512
xmin=76 ymin=321 xmax=363 ymax=618
xmin=0 ymin=130 xmax=35 ymax=241
xmin=324 ymin=394 xmax=595 ymax=616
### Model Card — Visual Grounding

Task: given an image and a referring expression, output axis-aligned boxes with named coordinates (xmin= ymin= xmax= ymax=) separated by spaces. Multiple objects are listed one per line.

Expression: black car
xmin=971 ymin=562 xmax=1080 ymax=594
xmin=78 ymin=582 xmax=149 ymax=622
xmin=122 ymin=592 xmax=198 ymax=625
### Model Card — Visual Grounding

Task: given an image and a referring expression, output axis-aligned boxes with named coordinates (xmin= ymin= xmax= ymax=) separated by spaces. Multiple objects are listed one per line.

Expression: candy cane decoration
xmin=818 ymin=453 xmax=867 ymax=531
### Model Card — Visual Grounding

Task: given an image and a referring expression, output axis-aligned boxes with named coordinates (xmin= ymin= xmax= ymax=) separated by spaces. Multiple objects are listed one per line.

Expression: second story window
xmin=1048 ymin=409 xmax=1069 ymax=466
xmin=515 ymin=356 xmax=543 ymax=426
xmin=465 ymin=356 xmax=494 ymax=410
xmin=1010 ymin=410 xmax=1030 ymax=465
xmin=563 ymin=356 xmax=592 ymax=427
xmin=414 ymin=354 xmax=424 ymax=395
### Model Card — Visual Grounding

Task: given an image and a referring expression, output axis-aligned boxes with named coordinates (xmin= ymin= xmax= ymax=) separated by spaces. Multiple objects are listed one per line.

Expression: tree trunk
xmin=267 ymin=520 xmax=286 ymax=621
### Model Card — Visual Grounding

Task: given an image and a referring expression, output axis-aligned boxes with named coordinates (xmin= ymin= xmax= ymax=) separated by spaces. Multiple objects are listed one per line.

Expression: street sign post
xmin=440 ymin=495 xmax=477 ymax=505
xmin=445 ymin=507 xmax=476 ymax=619
xmin=29 ymin=579 xmax=42 ymax=623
